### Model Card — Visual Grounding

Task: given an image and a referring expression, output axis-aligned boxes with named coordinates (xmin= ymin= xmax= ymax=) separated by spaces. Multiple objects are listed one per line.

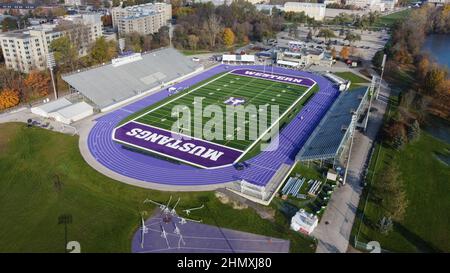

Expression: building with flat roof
xmin=0 ymin=13 xmax=102 ymax=73
xmin=112 ymin=2 xmax=172 ymax=36
xmin=284 ymin=2 xmax=326 ymax=21
xmin=256 ymin=2 xmax=326 ymax=20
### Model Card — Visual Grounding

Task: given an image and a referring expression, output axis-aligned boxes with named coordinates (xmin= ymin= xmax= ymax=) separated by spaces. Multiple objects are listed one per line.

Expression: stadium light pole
xmin=47 ymin=52 xmax=58 ymax=100
xmin=376 ymin=54 xmax=386 ymax=100
xmin=343 ymin=114 xmax=357 ymax=186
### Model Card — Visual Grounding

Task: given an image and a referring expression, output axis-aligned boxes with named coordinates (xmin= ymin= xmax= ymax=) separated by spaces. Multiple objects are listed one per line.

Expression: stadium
xmin=63 ymin=48 xmax=369 ymax=205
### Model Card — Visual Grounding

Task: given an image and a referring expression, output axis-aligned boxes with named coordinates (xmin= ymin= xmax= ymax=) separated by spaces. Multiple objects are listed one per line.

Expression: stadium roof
xmin=62 ymin=48 xmax=202 ymax=110
xmin=296 ymin=87 xmax=368 ymax=161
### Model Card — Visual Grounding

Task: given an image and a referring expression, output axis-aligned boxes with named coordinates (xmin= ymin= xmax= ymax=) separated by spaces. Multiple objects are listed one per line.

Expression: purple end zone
xmin=113 ymin=121 xmax=243 ymax=169
xmin=231 ymin=68 xmax=316 ymax=87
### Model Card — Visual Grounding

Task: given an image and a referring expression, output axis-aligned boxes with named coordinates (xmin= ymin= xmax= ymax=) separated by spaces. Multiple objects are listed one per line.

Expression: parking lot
xmin=276 ymin=27 xmax=389 ymax=61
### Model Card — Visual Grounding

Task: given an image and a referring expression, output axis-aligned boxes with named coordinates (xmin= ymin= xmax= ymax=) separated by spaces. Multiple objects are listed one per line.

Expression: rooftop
xmin=296 ymin=87 xmax=368 ymax=161
xmin=62 ymin=48 xmax=202 ymax=110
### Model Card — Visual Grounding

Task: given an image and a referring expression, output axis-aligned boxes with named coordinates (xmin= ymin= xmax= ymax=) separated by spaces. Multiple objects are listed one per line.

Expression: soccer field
xmin=113 ymin=69 xmax=316 ymax=168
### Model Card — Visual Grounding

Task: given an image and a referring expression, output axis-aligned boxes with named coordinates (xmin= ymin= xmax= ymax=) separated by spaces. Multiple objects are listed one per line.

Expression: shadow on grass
xmin=394 ymin=223 xmax=443 ymax=253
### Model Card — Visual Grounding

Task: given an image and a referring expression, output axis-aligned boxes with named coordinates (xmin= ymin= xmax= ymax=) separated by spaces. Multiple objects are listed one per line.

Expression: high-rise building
xmin=0 ymin=14 xmax=103 ymax=73
xmin=111 ymin=2 xmax=172 ymax=36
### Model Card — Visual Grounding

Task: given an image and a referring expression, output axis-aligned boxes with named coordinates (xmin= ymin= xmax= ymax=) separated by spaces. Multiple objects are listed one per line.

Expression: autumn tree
xmin=0 ymin=88 xmax=20 ymax=110
xmin=24 ymin=71 xmax=51 ymax=99
xmin=423 ymin=66 xmax=448 ymax=96
xmin=90 ymin=37 xmax=118 ymax=64
xmin=223 ymin=28 xmax=235 ymax=48
xmin=331 ymin=47 xmax=337 ymax=59
xmin=187 ymin=34 xmax=200 ymax=51
xmin=340 ymin=46 xmax=350 ymax=60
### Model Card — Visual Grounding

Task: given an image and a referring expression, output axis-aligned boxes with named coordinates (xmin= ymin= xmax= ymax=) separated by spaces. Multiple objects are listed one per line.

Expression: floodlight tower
xmin=47 ymin=52 xmax=57 ymax=100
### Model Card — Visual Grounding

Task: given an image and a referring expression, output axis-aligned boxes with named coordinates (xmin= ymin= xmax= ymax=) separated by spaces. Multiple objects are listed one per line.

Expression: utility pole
xmin=47 ymin=52 xmax=57 ymax=100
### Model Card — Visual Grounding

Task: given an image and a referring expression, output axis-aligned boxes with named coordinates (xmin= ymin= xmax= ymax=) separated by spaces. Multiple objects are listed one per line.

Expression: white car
xmin=192 ymin=57 xmax=200 ymax=62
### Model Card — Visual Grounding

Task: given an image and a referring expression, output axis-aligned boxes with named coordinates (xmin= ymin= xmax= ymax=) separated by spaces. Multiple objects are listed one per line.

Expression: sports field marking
xmin=114 ymin=69 xmax=316 ymax=168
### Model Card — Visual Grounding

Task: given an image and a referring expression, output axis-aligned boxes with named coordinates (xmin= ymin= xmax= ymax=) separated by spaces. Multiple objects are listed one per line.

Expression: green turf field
xmin=129 ymin=72 xmax=311 ymax=151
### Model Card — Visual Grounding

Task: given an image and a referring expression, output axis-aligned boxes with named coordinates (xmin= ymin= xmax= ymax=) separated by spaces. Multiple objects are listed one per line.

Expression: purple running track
xmin=87 ymin=65 xmax=339 ymax=186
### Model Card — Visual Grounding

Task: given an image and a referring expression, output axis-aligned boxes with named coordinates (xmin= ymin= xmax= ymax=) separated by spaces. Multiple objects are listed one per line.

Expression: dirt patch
xmin=215 ymin=191 xmax=248 ymax=210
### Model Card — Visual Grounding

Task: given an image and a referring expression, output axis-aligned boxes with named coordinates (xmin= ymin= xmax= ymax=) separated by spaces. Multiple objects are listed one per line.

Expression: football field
xmin=113 ymin=69 xmax=316 ymax=168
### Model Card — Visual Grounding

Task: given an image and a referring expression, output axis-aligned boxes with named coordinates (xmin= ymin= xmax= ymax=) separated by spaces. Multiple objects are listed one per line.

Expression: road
xmin=312 ymin=78 xmax=391 ymax=253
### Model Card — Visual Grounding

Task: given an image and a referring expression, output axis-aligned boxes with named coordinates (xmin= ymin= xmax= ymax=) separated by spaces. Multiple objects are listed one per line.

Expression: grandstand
xmin=296 ymin=86 xmax=370 ymax=166
xmin=62 ymin=48 xmax=203 ymax=112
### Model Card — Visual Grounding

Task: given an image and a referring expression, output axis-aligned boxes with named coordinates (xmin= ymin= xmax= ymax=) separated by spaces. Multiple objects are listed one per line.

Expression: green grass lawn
xmin=0 ymin=122 xmax=316 ymax=253
xmin=276 ymin=162 xmax=329 ymax=215
xmin=334 ymin=71 xmax=370 ymax=91
xmin=374 ymin=9 xmax=412 ymax=28
xmin=181 ymin=50 xmax=214 ymax=56
xmin=352 ymin=132 xmax=450 ymax=252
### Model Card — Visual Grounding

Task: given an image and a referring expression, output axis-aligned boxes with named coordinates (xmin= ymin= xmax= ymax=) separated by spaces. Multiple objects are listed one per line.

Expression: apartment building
xmin=283 ymin=2 xmax=327 ymax=21
xmin=111 ymin=2 xmax=172 ymax=36
xmin=0 ymin=14 xmax=103 ymax=73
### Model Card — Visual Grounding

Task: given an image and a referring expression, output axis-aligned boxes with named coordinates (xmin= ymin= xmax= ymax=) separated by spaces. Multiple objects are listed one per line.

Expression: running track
xmin=86 ymin=65 xmax=339 ymax=187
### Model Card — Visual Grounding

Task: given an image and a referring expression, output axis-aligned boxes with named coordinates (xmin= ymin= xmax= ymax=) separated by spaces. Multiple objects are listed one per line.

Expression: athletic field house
xmin=63 ymin=48 xmax=371 ymax=205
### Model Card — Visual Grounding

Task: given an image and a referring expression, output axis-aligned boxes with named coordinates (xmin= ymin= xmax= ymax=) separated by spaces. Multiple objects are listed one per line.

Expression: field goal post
xmin=240 ymin=180 xmax=268 ymax=201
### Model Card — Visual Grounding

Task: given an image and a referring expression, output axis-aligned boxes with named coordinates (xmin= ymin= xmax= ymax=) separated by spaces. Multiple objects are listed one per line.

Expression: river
xmin=422 ymin=34 xmax=450 ymax=68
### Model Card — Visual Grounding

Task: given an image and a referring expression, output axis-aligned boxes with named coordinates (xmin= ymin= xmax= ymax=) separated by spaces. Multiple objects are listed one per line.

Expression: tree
xmin=331 ymin=47 xmax=337 ymax=59
xmin=344 ymin=31 xmax=361 ymax=46
xmin=203 ymin=14 xmax=222 ymax=48
xmin=306 ymin=29 xmax=313 ymax=41
xmin=317 ymin=28 xmax=336 ymax=43
xmin=372 ymin=50 xmax=385 ymax=70
xmin=24 ymin=71 xmax=50 ymax=98
xmin=288 ymin=22 xmax=299 ymax=39
xmin=1 ymin=17 xmax=17 ymax=32
xmin=142 ymin=35 xmax=153 ymax=52
xmin=90 ymin=37 xmax=118 ymax=64
xmin=187 ymin=34 xmax=200 ymax=51
xmin=223 ymin=28 xmax=235 ymax=48
xmin=0 ymin=88 xmax=20 ymax=110
xmin=373 ymin=162 xmax=408 ymax=222
xmin=50 ymin=36 xmax=78 ymax=71
xmin=423 ymin=67 xmax=448 ymax=96
xmin=340 ymin=46 xmax=350 ymax=60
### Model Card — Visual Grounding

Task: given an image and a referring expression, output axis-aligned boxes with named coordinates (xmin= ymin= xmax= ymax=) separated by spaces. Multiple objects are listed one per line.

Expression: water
xmin=422 ymin=34 xmax=450 ymax=68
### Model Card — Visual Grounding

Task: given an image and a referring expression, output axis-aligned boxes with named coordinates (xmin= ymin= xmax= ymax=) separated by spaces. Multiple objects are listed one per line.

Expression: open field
xmin=0 ymin=122 xmax=315 ymax=252
xmin=374 ymin=9 xmax=412 ymax=28
xmin=352 ymin=132 xmax=450 ymax=252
